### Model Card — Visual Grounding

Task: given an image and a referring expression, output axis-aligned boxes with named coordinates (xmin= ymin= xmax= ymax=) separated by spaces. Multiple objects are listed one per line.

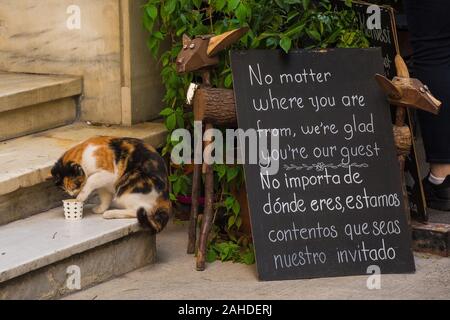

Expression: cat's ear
xmin=76 ymin=165 xmax=85 ymax=176
xmin=71 ymin=163 xmax=85 ymax=176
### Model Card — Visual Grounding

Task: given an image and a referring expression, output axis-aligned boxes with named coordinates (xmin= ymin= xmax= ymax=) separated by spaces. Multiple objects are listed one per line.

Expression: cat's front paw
xmin=76 ymin=191 xmax=89 ymax=203
xmin=93 ymin=206 xmax=107 ymax=214
xmin=103 ymin=210 xmax=115 ymax=219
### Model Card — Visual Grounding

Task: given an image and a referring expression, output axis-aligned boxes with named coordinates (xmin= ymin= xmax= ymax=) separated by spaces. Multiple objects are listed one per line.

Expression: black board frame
xmin=231 ymin=48 xmax=416 ymax=281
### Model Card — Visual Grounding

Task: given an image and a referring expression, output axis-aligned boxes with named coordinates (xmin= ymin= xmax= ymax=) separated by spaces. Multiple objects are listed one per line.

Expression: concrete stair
xmin=0 ymin=207 xmax=155 ymax=300
xmin=0 ymin=121 xmax=167 ymax=225
xmin=0 ymin=121 xmax=167 ymax=299
xmin=0 ymin=72 xmax=82 ymax=141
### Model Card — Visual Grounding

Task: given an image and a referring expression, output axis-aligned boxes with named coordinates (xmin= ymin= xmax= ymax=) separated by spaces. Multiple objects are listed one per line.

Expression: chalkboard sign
xmin=231 ymin=48 xmax=415 ymax=281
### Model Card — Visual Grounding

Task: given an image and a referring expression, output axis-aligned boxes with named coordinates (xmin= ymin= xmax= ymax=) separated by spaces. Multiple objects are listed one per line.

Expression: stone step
xmin=0 ymin=72 xmax=82 ymax=141
xmin=0 ymin=206 xmax=155 ymax=300
xmin=412 ymin=221 xmax=450 ymax=257
xmin=0 ymin=122 xmax=167 ymax=226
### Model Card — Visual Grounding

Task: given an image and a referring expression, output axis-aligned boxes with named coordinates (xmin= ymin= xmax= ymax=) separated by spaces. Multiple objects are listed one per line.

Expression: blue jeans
xmin=405 ymin=0 xmax=450 ymax=163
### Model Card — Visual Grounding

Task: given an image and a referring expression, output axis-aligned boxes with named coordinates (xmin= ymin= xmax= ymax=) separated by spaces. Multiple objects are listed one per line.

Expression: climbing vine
xmin=143 ymin=0 xmax=369 ymax=264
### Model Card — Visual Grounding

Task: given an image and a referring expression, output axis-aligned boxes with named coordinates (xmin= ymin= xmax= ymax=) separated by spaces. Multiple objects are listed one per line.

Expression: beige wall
xmin=121 ymin=0 xmax=165 ymax=125
xmin=0 ymin=0 xmax=164 ymax=125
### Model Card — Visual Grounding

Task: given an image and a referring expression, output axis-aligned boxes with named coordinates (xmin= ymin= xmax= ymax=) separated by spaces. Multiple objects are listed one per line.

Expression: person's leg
xmin=430 ymin=164 xmax=450 ymax=181
xmin=415 ymin=65 xmax=450 ymax=176
xmin=405 ymin=0 xmax=450 ymax=210
xmin=416 ymin=66 xmax=450 ymax=180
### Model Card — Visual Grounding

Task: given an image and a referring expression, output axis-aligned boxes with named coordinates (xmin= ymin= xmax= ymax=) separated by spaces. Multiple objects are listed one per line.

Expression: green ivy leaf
xmin=215 ymin=164 xmax=227 ymax=180
xmin=224 ymin=73 xmax=233 ymax=88
xmin=176 ymin=113 xmax=185 ymax=128
xmin=241 ymin=250 xmax=255 ymax=265
xmin=280 ymin=37 xmax=292 ymax=53
xmin=307 ymin=29 xmax=321 ymax=41
xmin=302 ymin=0 xmax=310 ymax=10
xmin=284 ymin=23 xmax=305 ymax=38
xmin=236 ymin=216 xmax=242 ymax=229
xmin=162 ymin=145 xmax=170 ymax=156
xmin=215 ymin=242 xmax=240 ymax=261
xmin=143 ymin=12 xmax=154 ymax=32
xmin=287 ymin=11 xmax=300 ymax=23
xmin=266 ymin=37 xmax=279 ymax=48
xmin=163 ymin=0 xmax=177 ymax=15
xmin=214 ymin=0 xmax=226 ymax=11
xmin=173 ymin=179 xmax=182 ymax=195
xmin=274 ymin=0 xmax=287 ymax=10
xmin=232 ymin=201 xmax=241 ymax=215
xmin=153 ymin=31 xmax=164 ymax=40
xmin=160 ymin=108 xmax=174 ymax=117
xmin=235 ymin=3 xmax=248 ymax=22
xmin=166 ymin=113 xmax=177 ymax=131
xmin=146 ymin=5 xmax=158 ymax=20
xmin=257 ymin=32 xmax=279 ymax=41
xmin=206 ymin=248 xmax=218 ymax=263
xmin=228 ymin=215 xmax=236 ymax=229
xmin=224 ymin=196 xmax=235 ymax=210
xmin=227 ymin=166 xmax=239 ymax=182
xmin=192 ymin=0 xmax=202 ymax=9
xmin=176 ymin=26 xmax=187 ymax=37
xmin=227 ymin=0 xmax=240 ymax=12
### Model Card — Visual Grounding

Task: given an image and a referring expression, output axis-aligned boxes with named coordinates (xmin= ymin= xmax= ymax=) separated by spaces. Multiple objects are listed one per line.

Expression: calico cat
xmin=51 ymin=136 xmax=171 ymax=234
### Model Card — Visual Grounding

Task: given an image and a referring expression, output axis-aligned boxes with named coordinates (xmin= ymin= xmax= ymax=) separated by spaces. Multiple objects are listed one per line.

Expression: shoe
xmin=422 ymin=174 xmax=450 ymax=211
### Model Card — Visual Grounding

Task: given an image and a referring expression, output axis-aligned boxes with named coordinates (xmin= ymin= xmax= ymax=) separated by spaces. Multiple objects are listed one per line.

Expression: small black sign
xmin=333 ymin=0 xmax=397 ymax=79
xmin=231 ymin=48 xmax=415 ymax=281
xmin=333 ymin=0 xmax=427 ymax=220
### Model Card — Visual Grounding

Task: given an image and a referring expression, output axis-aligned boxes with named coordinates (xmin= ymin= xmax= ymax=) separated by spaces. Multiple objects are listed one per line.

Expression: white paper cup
xmin=63 ymin=199 xmax=84 ymax=220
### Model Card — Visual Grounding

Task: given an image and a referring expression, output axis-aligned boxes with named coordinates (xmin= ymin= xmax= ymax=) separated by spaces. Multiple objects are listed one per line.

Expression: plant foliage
xmin=143 ymin=0 xmax=369 ymax=264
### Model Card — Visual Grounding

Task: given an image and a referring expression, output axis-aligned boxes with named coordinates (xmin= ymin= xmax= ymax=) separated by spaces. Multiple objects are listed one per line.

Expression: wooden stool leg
xmin=196 ymin=163 xmax=214 ymax=271
xmin=394 ymin=124 xmax=412 ymax=225
xmin=187 ymin=163 xmax=202 ymax=254
xmin=398 ymin=155 xmax=411 ymax=226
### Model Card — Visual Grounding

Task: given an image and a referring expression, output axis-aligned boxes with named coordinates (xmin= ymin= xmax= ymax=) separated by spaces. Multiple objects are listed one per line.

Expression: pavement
xmin=66 ymin=130 xmax=450 ymax=300
xmin=66 ymin=221 xmax=450 ymax=300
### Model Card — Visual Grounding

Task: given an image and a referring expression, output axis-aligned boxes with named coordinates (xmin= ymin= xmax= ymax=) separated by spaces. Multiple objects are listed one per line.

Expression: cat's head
xmin=51 ymin=159 xmax=86 ymax=197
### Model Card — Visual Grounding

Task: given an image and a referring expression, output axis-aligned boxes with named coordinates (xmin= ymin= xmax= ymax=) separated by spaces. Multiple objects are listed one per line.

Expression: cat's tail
xmin=137 ymin=203 xmax=170 ymax=235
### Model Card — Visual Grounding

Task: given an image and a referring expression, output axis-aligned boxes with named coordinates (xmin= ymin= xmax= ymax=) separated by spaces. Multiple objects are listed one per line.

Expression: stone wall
xmin=0 ymin=0 xmax=164 ymax=125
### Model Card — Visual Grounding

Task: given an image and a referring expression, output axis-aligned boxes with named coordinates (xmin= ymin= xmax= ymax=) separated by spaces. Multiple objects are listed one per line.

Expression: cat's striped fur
xmin=51 ymin=136 xmax=171 ymax=234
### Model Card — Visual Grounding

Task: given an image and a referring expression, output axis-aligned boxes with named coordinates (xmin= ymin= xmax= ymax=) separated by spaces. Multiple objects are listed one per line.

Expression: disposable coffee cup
xmin=63 ymin=199 xmax=84 ymax=220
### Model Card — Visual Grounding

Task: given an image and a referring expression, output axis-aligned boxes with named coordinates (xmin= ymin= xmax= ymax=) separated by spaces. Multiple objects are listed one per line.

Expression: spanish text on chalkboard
xmin=231 ymin=48 xmax=415 ymax=281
